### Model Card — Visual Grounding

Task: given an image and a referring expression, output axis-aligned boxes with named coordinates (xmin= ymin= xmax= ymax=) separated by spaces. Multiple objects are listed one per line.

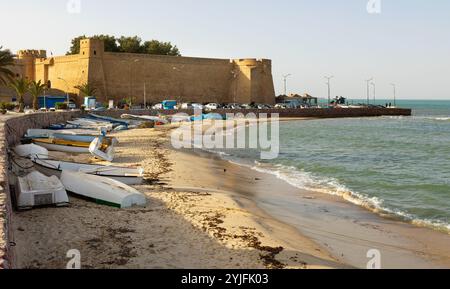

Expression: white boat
xmin=60 ymin=170 xmax=147 ymax=208
xmin=32 ymin=138 xmax=90 ymax=154
xmin=14 ymin=144 xmax=49 ymax=159
xmin=67 ymin=119 xmax=114 ymax=131
xmin=121 ymin=114 xmax=169 ymax=124
xmin=89 ymin=136 xmax=115 ymax=162
xmin=26 ymin=129 xmax=102 ymax=139
xmin=32 ymin=158 xmax=144 ymax=185
xmin=15 ymin=171 xmax=69 ymax=210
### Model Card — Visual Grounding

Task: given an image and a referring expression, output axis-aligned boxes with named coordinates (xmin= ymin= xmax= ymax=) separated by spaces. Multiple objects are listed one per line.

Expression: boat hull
xmin=32 ymin=140 xmax=90 ymax=153
xmin=15 ymin=171 xmax=69 ymax=210
xmin=33 ymin=159 xmax=144 ymax=185
xmin=60 ymin=170 xmax=146 ymax=208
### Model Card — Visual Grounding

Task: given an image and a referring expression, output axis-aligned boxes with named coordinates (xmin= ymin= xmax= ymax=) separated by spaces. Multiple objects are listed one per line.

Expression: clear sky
xmin=1 ymin=0 xmax=450 ymax=99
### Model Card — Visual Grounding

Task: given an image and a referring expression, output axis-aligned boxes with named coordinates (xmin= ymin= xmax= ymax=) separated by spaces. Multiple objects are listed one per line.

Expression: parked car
xmin=162 ymin=100 xmax=177 ymax=110
xmin=191 ymin=103 xmax=204 ymax=110
xmin=241 ymin=103 xmax=253 ymax=109
xmin=152 ymin=103 xmax=163 ymax=110
xmin=68 ymin=102 xmax=77 ymax=110
xmin=181 ymin=103 xmax=193 ymax=109
xmin=275 ymin=103 xmax=288 ymax=109
xmin=205 ymin=103 xmax=220 ymax=111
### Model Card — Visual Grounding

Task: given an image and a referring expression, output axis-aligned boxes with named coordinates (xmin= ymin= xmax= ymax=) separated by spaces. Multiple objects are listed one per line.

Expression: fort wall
xmin=3 ymin=39 xmax=276 ymax=106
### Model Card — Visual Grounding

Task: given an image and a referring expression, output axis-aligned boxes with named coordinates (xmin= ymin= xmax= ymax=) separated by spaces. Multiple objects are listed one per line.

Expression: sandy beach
xmin=10 ymin=123 xmax=450 ymax=269
xmin=11 ymin=126 xmax=343 ymax=269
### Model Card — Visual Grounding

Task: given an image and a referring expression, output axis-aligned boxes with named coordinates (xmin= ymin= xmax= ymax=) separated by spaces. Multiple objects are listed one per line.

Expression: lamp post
xmin=283 ymin=74 xmax=292 ymax=96
xmin=43 ymin=87 xmax=47 ymax=110
xmin=366 ymin=77 xmax=373 ymax=106
xmin=324 ymin=75 xmax=334 ymax=105
xmin=371 ymin=82 xmax=376 ymax=105
xmin=129 ymin=59 xmax=140 ymax=108
xmin=390 ymin=83 xmax=396 ymax=107
xmin=58 ymin=77 xmax=70 ymax=104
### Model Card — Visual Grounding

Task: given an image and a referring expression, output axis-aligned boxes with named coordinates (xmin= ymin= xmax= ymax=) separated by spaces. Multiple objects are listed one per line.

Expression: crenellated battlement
xmin=17 ymin=50 xmax=47 ymax=59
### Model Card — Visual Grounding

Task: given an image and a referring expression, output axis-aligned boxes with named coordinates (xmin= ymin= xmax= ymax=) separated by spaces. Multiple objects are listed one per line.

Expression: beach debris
xmin=15 ymin=171 xmax=69 ymax=210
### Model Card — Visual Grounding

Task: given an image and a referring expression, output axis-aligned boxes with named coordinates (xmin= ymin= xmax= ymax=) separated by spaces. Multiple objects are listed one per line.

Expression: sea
xmin=206 ymin=100 xmax=450 ymax=233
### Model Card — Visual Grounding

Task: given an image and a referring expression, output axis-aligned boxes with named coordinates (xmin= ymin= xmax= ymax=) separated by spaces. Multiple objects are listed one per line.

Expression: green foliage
xmin=55 ymin=102 xmax=68 ymax=110
xmin=29 ymin=80 xmax=47 ymax=110
xmin=66 ymin=35 xmax=181 ymax=56
xmin=0 ymin=102 xmax=17 ymax=111
xmin=117 ymin=36 xmax=143 ymax=53
xmin=143 ymin=40 xmax=180 ymax=56
xmin=74 ymin=82 xmax=97 ymax=97
xmin=9 ymin=77 xmax=30 ymax=112
xmin=0 ymin=46 xmax=15 ymax=85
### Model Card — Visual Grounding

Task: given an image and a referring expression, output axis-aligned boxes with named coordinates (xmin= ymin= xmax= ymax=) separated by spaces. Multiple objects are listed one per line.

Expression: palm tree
xmin=29 ymin=80 xmax=46 ymax=110
xmin=10 ymin=77 xmax=30 ymax=112
xmin=74 ymin=82 xmax=97 ymax=97
xmin=0 ymin=46 xmax=15 ymax=85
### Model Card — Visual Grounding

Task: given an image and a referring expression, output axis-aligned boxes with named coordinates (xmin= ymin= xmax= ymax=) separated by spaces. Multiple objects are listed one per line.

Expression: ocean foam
xmin=200 ymin=148 xmax=450 ymax=233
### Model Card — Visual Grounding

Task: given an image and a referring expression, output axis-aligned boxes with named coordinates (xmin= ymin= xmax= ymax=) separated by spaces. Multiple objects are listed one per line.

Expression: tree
xmin=67 ymin=35 xmax=120 ymax=55
xmin=66 ymin=35 xmax=182 ymax=56
xmin=117 ymin=36 xmax=143 ymax=53
xmin=74 ymin=82 xmax=97 ymax=97
xmin=0 ymin=46 xmax=15 ymax=85
xmin=143 ymin=40 xmax=180 ymax=56
xmin=29 ymin=80 xmax=46 ymax=110
xmin=9 ymin=77 xmax=30 ymax=112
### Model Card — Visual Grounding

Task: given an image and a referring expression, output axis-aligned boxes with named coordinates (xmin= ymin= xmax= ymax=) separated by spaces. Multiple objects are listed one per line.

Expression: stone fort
xmin=2 ymin=39 xmax=276 ymax=105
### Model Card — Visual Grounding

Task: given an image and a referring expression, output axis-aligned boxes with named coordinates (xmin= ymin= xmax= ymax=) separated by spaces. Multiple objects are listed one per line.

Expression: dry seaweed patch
xmin=155 ymin=192 xmax=287 ymax=269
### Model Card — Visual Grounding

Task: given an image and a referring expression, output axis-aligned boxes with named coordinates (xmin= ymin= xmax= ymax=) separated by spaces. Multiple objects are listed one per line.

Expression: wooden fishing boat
xmin=60 ymin=170 xmax=146 ymax=208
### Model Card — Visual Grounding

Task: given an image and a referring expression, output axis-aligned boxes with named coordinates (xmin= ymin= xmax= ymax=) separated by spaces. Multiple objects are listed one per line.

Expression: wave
xmin=250 ymin=162 xmax=450 ymax=233
xmin=201 ymin=146 xmax=450 ymax=234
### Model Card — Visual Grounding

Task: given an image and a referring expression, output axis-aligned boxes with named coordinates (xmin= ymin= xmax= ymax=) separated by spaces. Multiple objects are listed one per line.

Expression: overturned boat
xmin=15 ymin=171 xmax=69 ymax=210
xmin=60 ymin=170 xmax=146 ymax=208
xmin=121 ymin=114 xmax=169 ymax=125
xmin=32 ymin=158 xmax=144 ymax=185
xmin=25 ymin=129 xmax=103 ymax=139
xmin=14 ymin=144 xmax=49 ymax=159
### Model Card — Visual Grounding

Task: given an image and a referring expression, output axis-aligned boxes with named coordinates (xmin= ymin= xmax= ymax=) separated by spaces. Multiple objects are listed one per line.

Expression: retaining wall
xmin=0 ymin=111 xmax=81 ymax=269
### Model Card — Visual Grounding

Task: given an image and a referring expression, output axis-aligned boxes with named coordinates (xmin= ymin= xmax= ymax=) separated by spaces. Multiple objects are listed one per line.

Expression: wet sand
xmin=168 ymin=148 xmax=450 ymax=269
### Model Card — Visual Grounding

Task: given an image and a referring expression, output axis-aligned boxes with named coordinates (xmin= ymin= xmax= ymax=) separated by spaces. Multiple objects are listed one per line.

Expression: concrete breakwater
xmin=0 ymin=107 xmax=411 ymax=268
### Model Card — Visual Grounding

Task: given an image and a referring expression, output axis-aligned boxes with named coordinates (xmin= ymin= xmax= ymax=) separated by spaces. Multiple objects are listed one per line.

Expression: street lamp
xmin=390 ymin=83 xmax=396 ymax=107
xmin=324 ymin=75 xmax=334 ymax=105
xmin=371 ymin=82 xmax=376 ymax=105
xmin=365 ymin=77 xmax=373 ymax=106
xmin=283 ymin=74 xmax=292 ymax=96
xmin=58 ymin=77 xmax=70 ymax=104
xmin=130 ymin=59 xmax=140 ymax=108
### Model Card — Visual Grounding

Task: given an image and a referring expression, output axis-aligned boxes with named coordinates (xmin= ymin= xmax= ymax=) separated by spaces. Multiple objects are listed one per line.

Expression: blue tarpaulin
xmin=38 ymin=96 xmax=67 ymax=109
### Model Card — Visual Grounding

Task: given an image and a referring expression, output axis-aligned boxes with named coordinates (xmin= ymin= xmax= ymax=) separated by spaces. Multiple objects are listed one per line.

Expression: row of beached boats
xmin=10 ymin=113 xmax=161 ymax=210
